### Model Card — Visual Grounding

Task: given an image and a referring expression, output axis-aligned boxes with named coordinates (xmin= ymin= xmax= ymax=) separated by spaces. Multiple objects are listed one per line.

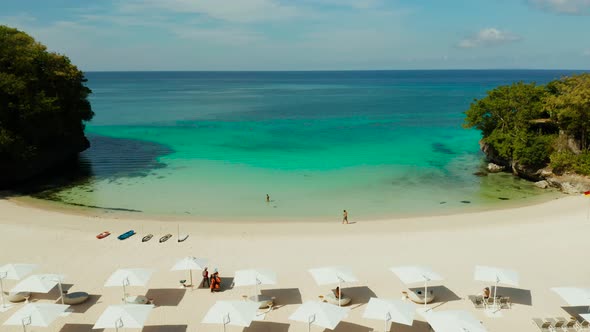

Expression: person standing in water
xmin=342 ymin=210 xmax=348 ymax=224
xmin=266 ymin=194 xmax=270 ymax=203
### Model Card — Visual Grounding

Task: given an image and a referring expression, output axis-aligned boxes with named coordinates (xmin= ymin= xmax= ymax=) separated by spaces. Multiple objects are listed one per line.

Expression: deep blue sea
xmin=37 ymin=70 xmax=584 ymax=220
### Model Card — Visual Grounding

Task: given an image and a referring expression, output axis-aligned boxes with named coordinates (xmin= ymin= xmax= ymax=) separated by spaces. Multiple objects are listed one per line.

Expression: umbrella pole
xmin=122 ymin=283 xmax=127 ymax=304
xmin=58 ymin=279 xmax=65 ymax=305
xmin=0 ymin=276 xmax=6 ymax=309
xmin=190 ymin=270 xmax=193 ymax=289
xmin=424 ymin=280 xmax=428 ymax=309
xmin=338 ymin=280 xmax=341 ymax=307
xmin=493 ymin=280 xmax=498 ymax=309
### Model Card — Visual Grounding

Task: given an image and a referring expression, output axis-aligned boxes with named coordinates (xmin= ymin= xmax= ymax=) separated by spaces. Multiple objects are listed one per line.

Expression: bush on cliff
xmin=0 ymin=25 xmax=93 ymax=185
xmin=464 ymin=73 xmax=590 ymax=175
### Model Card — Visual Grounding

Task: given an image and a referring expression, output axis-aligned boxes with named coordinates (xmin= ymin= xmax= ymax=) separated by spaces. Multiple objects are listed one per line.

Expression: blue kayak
xmin=118 ymin=230 xmax=136 ymax=240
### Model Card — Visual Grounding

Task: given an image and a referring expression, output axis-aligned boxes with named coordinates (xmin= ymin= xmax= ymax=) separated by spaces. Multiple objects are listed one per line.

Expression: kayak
xmin=142 ymin=234 xmax=153 ymax=242
xmin=159 ymin=234 xmax=172 ymax=243
xmin=117 ymin=230 xmax=136 ymax=240
xmin=96 ymin=231 xmax=111 ymax=239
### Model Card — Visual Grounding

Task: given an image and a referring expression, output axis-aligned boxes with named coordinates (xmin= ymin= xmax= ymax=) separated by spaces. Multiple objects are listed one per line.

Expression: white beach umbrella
xmin=424 ymin=310 xmax=487 ymax=332
xmin=93 ymin=304 xmax=154 ymax=332
xmin=234 ymin=268 xmax=277 ymax=299
xmin=202 ymin=300 xmax=259 ymax=332
xmin=11 ymin=274 xmax=66 ymax=304
xmin=289 ymin=301 xmax=350 ymax=332
xmin=581 ymin=313 xmax=590 ymax=323
xmin=170 ymin=257 xmax=207 ymax=287
xmin=363 ymin=298 xmax=417 ymax=332
xmin=551 ymin=287 xmax=590 ymax=311
xmin=0 ymin=263 xmax=38 ymax=311
xmin=474 ymin=265 xmax=519 ymax=309
xmin=105 ymin=268 xmax=155 ymax=304
xmin=3 ymin=303 xmax=69 ymax=332
xmin=390 ymin=266 xmax=443 ymax=308
xmin=309 ymin=266 xmax=357 ymax=307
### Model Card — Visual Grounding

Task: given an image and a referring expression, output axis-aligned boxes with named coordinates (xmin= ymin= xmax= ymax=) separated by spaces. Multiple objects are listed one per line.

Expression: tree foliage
xmin=0 ymin=25 xmax=93 ymax=163
xmin=464 ymin=73 xmax=590 ymax=174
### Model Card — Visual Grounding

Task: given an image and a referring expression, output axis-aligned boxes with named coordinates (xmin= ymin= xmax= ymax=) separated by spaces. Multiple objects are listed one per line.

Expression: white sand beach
xmin=0 ymin=195 xmax=589 ymax=332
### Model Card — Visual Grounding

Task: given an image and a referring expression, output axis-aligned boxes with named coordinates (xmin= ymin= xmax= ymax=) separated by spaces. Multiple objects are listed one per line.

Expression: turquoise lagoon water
xmin=37 ymin=71 xmax=583 ymax=220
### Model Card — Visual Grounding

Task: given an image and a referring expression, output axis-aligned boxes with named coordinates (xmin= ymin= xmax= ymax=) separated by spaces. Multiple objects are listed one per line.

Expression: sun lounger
xmin=532 ymin=318 xmax=553 ymax=332
xmin=142 ymin=234 xmax=153 ymax=242
xmin=468 ymin=295 xmax=485 ymax=309
xmin=560 ymin=317 xmax=578 ymax=332
xmin=499 ymin=296 xmax=511 ymax=309
xmin=550 ymin=318 xmax=566 ymax=330
xmin=125 ymin=295 xmax=149 ymax=304
xmin=577 ymin=320 xmax=590 ymax=331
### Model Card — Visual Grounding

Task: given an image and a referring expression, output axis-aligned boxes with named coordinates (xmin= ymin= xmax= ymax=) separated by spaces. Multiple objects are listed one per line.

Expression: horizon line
xmin=83 ymin=68 xmax=590 ymax=73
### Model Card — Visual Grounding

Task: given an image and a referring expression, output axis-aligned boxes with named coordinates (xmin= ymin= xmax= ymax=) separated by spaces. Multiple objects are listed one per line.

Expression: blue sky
xmin=2 ymin=0 xmax=590 ymax=70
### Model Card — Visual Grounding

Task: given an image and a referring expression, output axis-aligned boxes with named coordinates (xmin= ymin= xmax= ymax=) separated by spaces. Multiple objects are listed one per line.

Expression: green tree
xmin=0 ymin=25 xmax=93 ymax=165
xmin=463 ymin=82 xmax=551 ymax=167
xmin=545 ymin=74 xmax=590 ymax=151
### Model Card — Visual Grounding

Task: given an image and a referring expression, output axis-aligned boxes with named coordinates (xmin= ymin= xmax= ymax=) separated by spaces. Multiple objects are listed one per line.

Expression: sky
xmin=1 ymin=0 xmax=590 ymax=71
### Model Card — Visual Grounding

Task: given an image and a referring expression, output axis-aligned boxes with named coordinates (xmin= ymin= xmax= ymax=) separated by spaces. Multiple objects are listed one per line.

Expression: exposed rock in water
xmin=534 ymin=180 xmax=549 ymax=189
xmin=460 ymin=200 xmax=471 ymax=204
xmin=487 ymin=163 xmax=505 ymax=173
xmin=478 ymin=140 xmax=590 ymax=194
xmin=473 ymin=171 xmax=488 ymax=177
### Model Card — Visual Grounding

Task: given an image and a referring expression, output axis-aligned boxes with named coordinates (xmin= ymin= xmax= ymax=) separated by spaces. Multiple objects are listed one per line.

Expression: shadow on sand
xmin=244 ymin=321 xmax=291 ymax=332
xmin=495 ymin=286 xmax=533 ymax=306
xmin=145 ymin=288 xmax=186 ymax=306
xmin=59 ymin=324 xmax=102 ymax=332
xmin=142 ymin=325 xmax=188 ymax=332
xmin=260 ymin=288 xmax=303 ymax=309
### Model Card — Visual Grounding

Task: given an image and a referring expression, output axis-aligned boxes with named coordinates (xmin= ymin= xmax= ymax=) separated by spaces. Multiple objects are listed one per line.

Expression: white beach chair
xmin=560 ymin=317 xmax=578 ymax=332
xmin=577 ymin=320 xmax=590 ymax=331
xmin=550 ymin=318 xmax=566 ymax=330
xmin=532 ymin=318 xmax=553 ymax=332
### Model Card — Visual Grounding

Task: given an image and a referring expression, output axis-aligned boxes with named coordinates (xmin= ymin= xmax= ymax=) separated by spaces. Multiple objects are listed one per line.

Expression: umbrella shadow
xmin=562 ymin=306 xmax=590 ymax=321
xmin=142 ymin=325 xmax=188 ymax=332
xmin=330 ymin=322 xmax=372 ymax=332
xmin=65 ymin=294 xmax=102 ymax=314
xmin=243 ymin=321 xmax=290 ymax=332
xmin=219 ymin=277 xmax=234 ymax=292
xmin=144 ymin=289 xmax=186 ymax=307
xmin=391 ymin=320 xmax=432 ymax=332
xmin=260 ymin=288 xmax=302 ymax=309
xmin=59 ymin=324 xmax=102 ymax=332
xmin=495 ymin=286 xmax=532 ymax=306
xmin=342 ymin=286 xmax=377 ymax=309
xmin=32 ymin=283 xmax=74 ymax=301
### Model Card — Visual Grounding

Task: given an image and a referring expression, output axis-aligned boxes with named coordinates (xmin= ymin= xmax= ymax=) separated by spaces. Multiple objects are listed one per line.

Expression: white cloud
xmin=118 ymin=0 xmax=302 ymax=23
xmin=458 ymin=28 xmax=522 ymax=49
xmin=528 ymin=0 xmax=590 ymax=14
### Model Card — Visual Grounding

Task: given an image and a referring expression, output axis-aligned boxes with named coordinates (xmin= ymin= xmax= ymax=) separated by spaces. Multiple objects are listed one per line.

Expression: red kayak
xmin=96 ymin=231 xmax=111 ymax=239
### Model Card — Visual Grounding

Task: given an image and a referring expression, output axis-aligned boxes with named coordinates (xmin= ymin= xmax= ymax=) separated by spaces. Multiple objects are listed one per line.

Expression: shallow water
xmin=34 ymin=70 xmax=579 ymax=220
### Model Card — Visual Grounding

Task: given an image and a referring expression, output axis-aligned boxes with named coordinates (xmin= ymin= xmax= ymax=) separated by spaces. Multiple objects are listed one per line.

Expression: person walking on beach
xmin=342 ymin=210 xmax=348 ymax=224
xmin=202 ymin=267 xmax=209 ymax=288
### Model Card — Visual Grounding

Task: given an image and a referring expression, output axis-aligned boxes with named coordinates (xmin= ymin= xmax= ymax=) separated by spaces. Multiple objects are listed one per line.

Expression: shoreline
xmin=6 ymin=188 xmax=565 ymax=224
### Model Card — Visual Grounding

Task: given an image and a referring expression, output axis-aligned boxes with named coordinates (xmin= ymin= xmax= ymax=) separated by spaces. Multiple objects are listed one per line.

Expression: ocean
xmin=32 ymin=70 xmax=583 ymax=220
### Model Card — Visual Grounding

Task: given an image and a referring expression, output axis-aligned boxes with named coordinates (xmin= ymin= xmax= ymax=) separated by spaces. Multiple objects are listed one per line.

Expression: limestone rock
xmin=534 ymin=180 xmax=549 ymax=189
xmin=487 ymin=163 xmax=505 ymax=173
